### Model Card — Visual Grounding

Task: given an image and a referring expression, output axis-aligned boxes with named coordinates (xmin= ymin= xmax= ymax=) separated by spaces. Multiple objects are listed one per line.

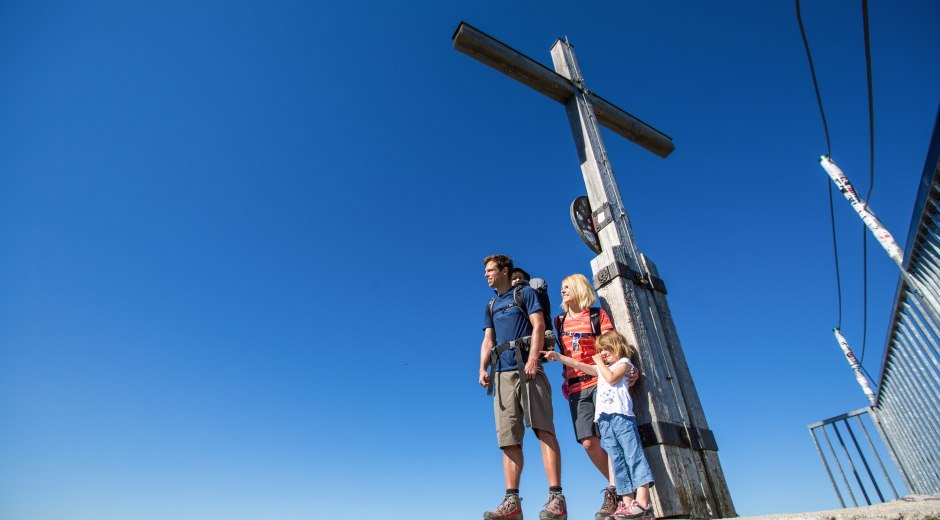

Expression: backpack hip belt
xmin=486 ymin=336 xmax=534 ymax=428
xmin=566 ymin=374 xmax=596 ymax=386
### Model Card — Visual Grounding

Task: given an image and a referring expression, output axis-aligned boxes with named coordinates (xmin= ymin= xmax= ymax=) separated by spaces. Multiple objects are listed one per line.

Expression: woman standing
xmin=554 ymin=274 xmax=638 ymax=520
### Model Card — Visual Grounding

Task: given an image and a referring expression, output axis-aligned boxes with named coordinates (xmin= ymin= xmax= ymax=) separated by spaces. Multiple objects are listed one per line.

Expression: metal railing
xmin=810 ymin=109 xmax=940 ymax=504
xmin=808 ymin=408 xmax=901 ymax=507
xmin=871 ymin=109 xmax=940 ymax=494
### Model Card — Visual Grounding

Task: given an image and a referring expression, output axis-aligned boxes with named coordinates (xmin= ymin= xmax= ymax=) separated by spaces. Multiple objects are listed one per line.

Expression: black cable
xmin=797 ymin=0 xmax=842 ymax=328
xmin=860 ymin=363 xmax=876 ymax=386
xmin=859 ymin=0 xmax=876 ymax=364
xmin=862 ymin=0 xmax=875 ymax=207
xmin=829 ymin=183 xmax=844 ymax=328
xmin=796 ymin=0 xmax=832 ymax=157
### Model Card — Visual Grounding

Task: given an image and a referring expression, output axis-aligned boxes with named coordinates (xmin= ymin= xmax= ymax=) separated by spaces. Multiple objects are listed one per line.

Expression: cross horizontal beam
xmin=452 ymin=22 xmax=674 ymax=158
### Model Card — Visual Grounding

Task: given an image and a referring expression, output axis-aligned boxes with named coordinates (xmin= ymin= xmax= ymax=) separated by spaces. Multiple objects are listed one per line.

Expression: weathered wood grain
xmin=590 ymin=92 xmax=674 ymax=158
xmin=453 ymin=22 xmax=574 ymax=104
xmin=551 ymin=38 xmax=733 ymax=518
xmin=452 ymin=22 xmax=674 ymax=158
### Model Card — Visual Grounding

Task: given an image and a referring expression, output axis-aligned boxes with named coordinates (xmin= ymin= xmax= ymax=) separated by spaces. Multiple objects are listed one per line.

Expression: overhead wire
xmin=797 ymin=0 xmax=880 ymax=385
xmin=796 ymin=0 xmax=842 ymax=329
xmin=859 ymin=0 xmax=876 ymax=367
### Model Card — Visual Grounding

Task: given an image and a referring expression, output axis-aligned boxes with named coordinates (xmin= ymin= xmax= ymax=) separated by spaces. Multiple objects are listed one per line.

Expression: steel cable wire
xmin=797 ymin=0 xmax=880 ymax=387
xmin=796 ymin=0 xmax=842 ymax=329
xmin=859 ymin=0 xmax=877 ymax=366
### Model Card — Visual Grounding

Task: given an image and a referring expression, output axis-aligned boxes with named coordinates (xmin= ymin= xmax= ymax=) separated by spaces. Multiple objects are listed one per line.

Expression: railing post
xmin=854 ymin=413 xmax=899 ymax=500
xmin=876 ymin=399 xmax=922 ymax=492
xmin=821 ymin=424 xmax=858 ymax=506
xmin=832 ymin=421 xmax=872 ymax=505
xmin=868 ymin=407 xmax=913 ymax=493
xmin=844 ymin=418 xmax=884 ymax=502
xmin=809 ymin=426 xmax=846 ymax=508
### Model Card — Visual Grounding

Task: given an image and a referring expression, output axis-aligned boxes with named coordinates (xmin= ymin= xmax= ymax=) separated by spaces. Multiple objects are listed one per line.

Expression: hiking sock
xmin=549 ymin=486 xmax=563 ymax=494
xmin=506 ymin=488 xmax=520 ymax=496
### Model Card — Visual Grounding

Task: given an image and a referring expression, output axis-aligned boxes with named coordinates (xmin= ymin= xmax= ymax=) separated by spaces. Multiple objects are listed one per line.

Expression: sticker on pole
xmin=571 ymin=196 xmax=602 ymax=254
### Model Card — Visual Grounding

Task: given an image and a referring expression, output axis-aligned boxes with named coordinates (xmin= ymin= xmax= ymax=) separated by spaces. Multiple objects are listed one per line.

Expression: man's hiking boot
xmin=484 ymin=493 xmax=522 ymax=520
xmin=538 ymin=492 xmax=567 ymax=520
xmin=595 ymin=486 xmax=618 ymax=520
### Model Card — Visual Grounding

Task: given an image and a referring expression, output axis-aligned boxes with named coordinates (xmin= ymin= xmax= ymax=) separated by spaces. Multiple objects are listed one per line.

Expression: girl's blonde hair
xmin=596 ymin=330 xmax=635 ymax=361
xmin=561 ymin=273 xmax=596 ymax=312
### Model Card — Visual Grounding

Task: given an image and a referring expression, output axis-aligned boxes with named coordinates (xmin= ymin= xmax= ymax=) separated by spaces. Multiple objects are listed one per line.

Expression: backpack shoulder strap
xmin=513 ymin=285 xmax=528 ymax=316
xmin=590 ymin=307 xmax=601 ymax=336
xmin=490 ymin=288 xmax=526 ymax=319
xmin=555 ymin=313 xmax=566 ymax=333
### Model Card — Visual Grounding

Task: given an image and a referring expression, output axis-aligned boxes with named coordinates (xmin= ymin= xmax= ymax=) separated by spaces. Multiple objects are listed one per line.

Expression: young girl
xmin=543 ymin=330 xmax=654 ymax=519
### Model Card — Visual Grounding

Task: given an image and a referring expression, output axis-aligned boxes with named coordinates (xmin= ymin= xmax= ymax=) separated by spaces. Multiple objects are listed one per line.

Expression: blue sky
xmin=1 ymin=1 xmax=938 ymax=518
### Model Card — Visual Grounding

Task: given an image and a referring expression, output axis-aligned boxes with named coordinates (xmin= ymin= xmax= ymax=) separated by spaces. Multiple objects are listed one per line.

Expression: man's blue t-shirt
xmin=483 ymin=285 xmax=542 ymax=372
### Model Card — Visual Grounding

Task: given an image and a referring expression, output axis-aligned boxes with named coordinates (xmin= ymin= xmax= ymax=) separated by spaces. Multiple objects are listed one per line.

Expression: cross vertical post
xmin=454 ymin=22 xmax=736 ymax=518
xmin=550 ymin=40 xmax=641 ymax=257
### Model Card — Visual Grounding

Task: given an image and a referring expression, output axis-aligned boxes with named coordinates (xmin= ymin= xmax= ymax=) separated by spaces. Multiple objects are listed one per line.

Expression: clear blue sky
xmin=2 ymin=1 xmax=937 ymax=518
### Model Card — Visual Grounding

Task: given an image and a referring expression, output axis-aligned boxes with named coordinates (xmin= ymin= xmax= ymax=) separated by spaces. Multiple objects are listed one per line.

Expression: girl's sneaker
xmin=483 ymin=493 xmax=522 ymax=520
xmin=608 ymin=500 xmax=652 ymax=520
xmin=621 ymin=500 xmax=653 ymax=519
xmin=607 ymin=500 xmax=629 ymax=520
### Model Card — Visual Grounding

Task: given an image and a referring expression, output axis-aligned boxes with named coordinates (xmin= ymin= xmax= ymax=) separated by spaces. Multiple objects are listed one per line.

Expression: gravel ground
xmin=729 ymin=494 xmax=940 ymax=520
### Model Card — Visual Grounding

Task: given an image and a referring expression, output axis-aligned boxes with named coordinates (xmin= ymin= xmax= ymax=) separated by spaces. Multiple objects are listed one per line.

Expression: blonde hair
xmin=561 ymin=273 xmax=596 ymax=312
xmin=596 ymin=330 xmax=635 ymax=361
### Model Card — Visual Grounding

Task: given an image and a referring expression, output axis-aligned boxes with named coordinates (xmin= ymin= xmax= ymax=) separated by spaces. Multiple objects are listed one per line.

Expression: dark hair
xmin=483 ymin=254 xmax=513 ymax=275
xmin=510 ymin=267 xmax=531 ymax=281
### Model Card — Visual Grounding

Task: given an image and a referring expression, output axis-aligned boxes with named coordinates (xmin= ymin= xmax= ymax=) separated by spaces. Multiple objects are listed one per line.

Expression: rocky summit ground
xmin=728 ymin=494 xmax=940 ymax=520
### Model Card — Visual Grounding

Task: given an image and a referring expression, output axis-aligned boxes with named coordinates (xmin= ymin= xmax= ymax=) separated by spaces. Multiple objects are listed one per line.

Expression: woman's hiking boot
xmin=595 ymin=486 xmax=618 ymax=520
xmin=538 ymin=491 xmax=567 ymax=520
xmin=483 ymin=493 xmax=523 ymax=520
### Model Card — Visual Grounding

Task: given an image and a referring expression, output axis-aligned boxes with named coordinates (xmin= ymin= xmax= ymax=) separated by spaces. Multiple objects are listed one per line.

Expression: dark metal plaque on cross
xmin=570 ymin=196 xmax=601 ymax=254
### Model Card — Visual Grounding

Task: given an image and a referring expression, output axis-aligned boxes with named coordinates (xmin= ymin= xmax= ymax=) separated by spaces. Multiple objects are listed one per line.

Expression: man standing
xmin=480 ymin=254 xmax=566 ymax=520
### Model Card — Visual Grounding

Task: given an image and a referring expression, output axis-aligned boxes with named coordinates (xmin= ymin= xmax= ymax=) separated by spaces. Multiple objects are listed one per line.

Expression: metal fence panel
xmin=811 ymin=110 xmax=940 ymax=505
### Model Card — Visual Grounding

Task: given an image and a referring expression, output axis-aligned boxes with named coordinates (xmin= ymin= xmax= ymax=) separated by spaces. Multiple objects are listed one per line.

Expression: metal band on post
xmin=637 ymin=421 xmax=719 ymax=451
xmin=594 ymin=260 xmax=667 ymax=294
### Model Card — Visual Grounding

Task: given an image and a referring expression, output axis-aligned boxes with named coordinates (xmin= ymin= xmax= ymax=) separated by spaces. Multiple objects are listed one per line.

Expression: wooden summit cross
xmin=453 ymin=23 xmax=736 ymax=518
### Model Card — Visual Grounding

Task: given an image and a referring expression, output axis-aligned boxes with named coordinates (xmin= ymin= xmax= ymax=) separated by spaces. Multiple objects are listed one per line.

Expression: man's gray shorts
xmin=568 ymin=385 xmax=600 ymax=442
